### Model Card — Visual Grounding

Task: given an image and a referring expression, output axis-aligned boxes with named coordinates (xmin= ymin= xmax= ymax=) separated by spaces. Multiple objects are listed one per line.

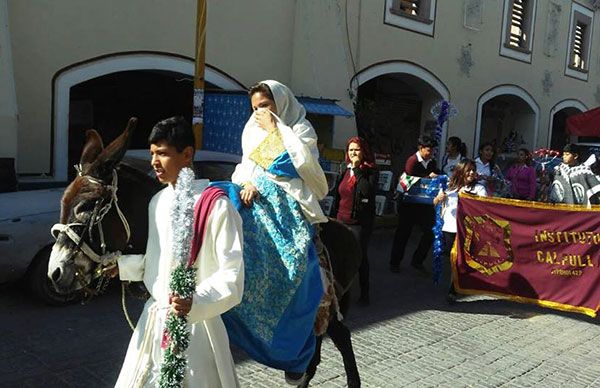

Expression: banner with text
xmin=451 ymin=194 xmax=600 ymax=317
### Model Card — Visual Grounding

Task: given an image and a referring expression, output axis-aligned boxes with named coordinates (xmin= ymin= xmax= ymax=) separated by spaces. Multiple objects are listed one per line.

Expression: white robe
xmin=115 ymin=179 xmax=244 ymax=388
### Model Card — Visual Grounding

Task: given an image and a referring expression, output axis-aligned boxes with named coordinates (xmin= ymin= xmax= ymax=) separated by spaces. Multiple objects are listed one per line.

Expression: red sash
xmin=161 ymin=186 xmax=227 ymax=349
xmin=188 ymin=186 xmax=227 ymax=267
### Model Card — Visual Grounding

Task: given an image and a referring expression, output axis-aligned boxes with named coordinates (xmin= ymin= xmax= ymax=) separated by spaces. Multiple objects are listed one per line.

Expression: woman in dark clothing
xmin=331 ymin=136 xmax=378 ymax=306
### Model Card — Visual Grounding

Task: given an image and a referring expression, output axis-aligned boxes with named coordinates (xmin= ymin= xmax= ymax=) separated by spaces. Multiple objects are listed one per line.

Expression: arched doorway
xmin=67 ymin=70 xmax=221 ymax=181
xmin=549 ymin=99 xmax=587 ymax=151
xmin=475 ymin=85 xmax=539 ymax=168
xmin=52 ymin=52 xmax=244 ymax=181
xmin=352 ymin=61 xmax=450 ymax=171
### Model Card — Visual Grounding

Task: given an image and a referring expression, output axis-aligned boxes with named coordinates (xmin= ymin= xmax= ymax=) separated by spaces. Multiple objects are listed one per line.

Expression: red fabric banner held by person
xmin=451 ymin=193 xmax=600 ymax=317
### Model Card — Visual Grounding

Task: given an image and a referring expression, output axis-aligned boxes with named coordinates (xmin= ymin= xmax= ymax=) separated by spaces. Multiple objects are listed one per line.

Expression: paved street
xmin=2 ymin=228 xmax=600 ymax=387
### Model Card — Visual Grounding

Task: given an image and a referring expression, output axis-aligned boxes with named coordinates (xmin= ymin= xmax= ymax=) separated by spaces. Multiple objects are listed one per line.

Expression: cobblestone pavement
xmin=2 ymin=228 xmax=600 ymax=387
xmin=237 ymin=229 xmax=600 ymax=388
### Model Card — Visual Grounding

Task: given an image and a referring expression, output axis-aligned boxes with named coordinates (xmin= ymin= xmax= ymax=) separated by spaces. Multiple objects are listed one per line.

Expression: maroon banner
xmin=451 ymin=194 xmax=600 ymax=317
xmin=566 ymin=106 xmax=600 ymax=137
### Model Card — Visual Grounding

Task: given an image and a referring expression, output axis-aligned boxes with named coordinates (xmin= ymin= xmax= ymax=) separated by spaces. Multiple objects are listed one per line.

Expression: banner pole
xmin=193 ymin=0 xmax=207 ymax=149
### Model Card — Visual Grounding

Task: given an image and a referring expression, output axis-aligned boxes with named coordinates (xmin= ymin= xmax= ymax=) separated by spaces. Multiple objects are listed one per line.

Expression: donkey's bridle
xmin=51 ymin=169 xmax=131 ymax=284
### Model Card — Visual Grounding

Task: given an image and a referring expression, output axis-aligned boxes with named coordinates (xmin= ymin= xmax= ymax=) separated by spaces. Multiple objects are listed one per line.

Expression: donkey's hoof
xmin=348 ymin=378 xmax=361 ymax=388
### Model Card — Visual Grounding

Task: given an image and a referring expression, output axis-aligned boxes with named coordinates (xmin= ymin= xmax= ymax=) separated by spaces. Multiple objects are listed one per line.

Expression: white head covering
xmin=232 ymin=80 xmax=328 ymax=223
xmin=259 ymin=80 xmax=321 ymax=165
xmin=261 ymin=80 xmax=307 ymax=129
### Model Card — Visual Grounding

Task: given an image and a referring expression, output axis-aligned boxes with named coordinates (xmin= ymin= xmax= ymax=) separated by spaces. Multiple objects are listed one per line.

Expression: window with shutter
xmin=499 ymin=0 xmax=537 ymax=62
xmin=389 ymin=0 xmax=431 ymax=21
xmin=571 ymin=22 xmax=587 ymax=70
xmin=508 ymin=0 xmax=528 ymax=48
xmin=399 ymin=0 xmax=420 ymax=17
xmin=385 ymin=0 xmax=436 ymax=36
xmin=565 ymin=3 xmax=593 ymax=80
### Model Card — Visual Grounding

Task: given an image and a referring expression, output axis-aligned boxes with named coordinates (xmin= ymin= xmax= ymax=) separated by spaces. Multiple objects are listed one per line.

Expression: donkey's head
xmin=48 ymin=118 xmax=137 ymax=294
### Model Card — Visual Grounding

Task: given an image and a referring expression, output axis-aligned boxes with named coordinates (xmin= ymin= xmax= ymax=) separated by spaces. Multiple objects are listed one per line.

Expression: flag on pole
xmin=396 ymin=172 xmax=420 ymax=193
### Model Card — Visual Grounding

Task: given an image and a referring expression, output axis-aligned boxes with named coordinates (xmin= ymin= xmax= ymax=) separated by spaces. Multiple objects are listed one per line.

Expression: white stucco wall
xmin=0 ymin=0 xmax=18 ymax=161
xmin=7 ymin=0 xmax=295 ymax=175
xmin=5 ymin=0 xmax=600 ymax=176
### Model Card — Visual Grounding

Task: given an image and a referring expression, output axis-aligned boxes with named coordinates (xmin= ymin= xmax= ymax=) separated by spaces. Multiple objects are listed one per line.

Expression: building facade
xmin=1 ymin=0 xmax=599 ymax=182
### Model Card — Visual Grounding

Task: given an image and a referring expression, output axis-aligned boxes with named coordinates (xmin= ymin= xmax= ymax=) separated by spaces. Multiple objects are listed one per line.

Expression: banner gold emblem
xmin=463 ymin=215 xmax=514 ymax=275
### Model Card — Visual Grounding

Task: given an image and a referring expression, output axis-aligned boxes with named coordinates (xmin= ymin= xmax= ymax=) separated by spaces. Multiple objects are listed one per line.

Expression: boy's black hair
xmin=563 ymin=143 xmax=580 ymax=156
xmin=148 ymin=116 xmax=195 ymax=152
xmin=418 ymin=135 xmax=438 ymax=148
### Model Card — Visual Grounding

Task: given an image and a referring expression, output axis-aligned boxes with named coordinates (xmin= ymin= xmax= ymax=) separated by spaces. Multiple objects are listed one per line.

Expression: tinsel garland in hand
xmin=430 ymin=100 xmax=458 ymax=159
xmin=159 ymin=167 xmax=197 ymax=388
xmin=426 ymin=175 xmax=448 ymax=285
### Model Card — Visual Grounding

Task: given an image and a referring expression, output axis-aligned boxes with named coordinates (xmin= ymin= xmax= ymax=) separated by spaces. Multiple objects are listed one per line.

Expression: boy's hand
xmin=171 ymin=295 xmax=193 ymax=317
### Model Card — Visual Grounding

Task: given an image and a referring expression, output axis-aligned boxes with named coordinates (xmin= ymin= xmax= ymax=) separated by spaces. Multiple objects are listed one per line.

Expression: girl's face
xmin=446 ymin=142 xmax=458 ymax=155
xmin=517 ymin=150 xmax=528 ymax=164
xmin=481 ymin=145 xmax=494 ymax=162
xmin=465 ymin=167 xmax=477 ymax=184
xmin=250 ymin=92 xmax=277 ymax=114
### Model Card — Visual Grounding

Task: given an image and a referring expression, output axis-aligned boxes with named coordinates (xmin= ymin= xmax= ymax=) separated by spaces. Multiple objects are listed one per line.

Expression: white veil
xmin=231 ymin=80 xmax=328 ymax=223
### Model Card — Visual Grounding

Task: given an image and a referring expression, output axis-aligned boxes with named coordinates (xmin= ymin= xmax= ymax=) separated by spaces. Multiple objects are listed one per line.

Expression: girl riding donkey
xmin=223 ymin=80 xmax=358 ymax=386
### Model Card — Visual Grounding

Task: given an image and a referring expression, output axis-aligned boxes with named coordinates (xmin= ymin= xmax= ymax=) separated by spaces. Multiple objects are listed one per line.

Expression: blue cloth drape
xmin=212 ymin=170 xmax=322 ymax=372
xmin=267 ymin=151 xmax=300 ymax=179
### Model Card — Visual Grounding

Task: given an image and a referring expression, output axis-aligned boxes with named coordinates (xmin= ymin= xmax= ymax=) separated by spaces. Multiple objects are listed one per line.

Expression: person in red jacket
xmin=390 ymin=135 xmax=440 ymax=275
xmin=331 ymin=136 xmax=378 ymax=305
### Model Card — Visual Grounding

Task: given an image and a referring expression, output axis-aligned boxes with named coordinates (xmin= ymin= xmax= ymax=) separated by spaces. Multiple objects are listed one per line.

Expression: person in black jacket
xmin=390 ymin=135 xmax=440 ymax=275
xmin=331 ymin=136 xmax=378 ymax=306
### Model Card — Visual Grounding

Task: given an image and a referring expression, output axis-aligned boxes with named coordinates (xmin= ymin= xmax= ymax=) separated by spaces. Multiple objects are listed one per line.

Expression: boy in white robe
xmin=113 ymin=116 xmax=244 ymax=388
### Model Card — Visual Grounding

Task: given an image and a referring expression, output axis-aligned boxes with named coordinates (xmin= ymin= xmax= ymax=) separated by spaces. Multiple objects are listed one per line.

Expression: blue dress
xmin=213 ymin=152 xmax=323 ymax=373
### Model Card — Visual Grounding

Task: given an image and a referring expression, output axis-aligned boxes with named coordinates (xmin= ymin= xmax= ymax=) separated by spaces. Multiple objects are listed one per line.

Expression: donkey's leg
xmin=328 ymin=318 xmax=360 ymax=388
xmin=300 ymin=335 xmax=324 ymax=388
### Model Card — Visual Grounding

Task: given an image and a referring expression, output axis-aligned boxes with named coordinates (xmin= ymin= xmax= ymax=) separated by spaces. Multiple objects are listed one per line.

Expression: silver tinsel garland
xmin=159 ymin=167 xmax=197 ymax=388
xmin=169 ymin=167 xmax=195 ymax=268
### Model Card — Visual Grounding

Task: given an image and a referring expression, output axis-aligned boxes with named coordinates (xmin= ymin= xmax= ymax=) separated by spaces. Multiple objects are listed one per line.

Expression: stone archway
xmin=352 ymin=61 xmax=450 ymax=166
xmin=548 ymin=99 xmax=587 ymax=151
xmin=475 ymin=85 xmax=539 ymax=164
xmin=52 ymin=52 xmax=243 ymax=181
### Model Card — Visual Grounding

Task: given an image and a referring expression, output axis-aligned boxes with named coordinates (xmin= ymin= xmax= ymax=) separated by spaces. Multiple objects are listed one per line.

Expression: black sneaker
xmin=285 ymin=371 xmax=306 ymax=386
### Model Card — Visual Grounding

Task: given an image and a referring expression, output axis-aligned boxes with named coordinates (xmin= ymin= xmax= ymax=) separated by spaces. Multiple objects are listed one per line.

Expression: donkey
xmin=48 ymin=118 xmax=162 ymax=293
xmin=47 ymin=119 xmax=362 ymax=387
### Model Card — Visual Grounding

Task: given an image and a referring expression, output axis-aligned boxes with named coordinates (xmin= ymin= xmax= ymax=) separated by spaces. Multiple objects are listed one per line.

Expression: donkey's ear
xmin=91 ymin=117 xmax=137 ymax=177
xmin=79 ymin=130 xmax=104 ymax=166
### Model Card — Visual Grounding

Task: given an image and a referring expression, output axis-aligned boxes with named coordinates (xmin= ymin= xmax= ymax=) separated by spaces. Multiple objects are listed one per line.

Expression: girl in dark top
xmin=441 ymin=136 xmax=467 ymax=176
xmin=475 ymin=142 xmax=503 ymax=195
xmin=332 ymin=136 xmax=378 ymax=305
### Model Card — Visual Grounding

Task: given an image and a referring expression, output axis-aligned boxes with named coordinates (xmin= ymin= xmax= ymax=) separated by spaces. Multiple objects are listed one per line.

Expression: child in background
xmin=433 ymin=159 xmax=487 ymax=302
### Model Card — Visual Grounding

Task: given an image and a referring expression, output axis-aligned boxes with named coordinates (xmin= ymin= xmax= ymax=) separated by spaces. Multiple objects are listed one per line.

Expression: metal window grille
xmin=508 ymin=0 xmax=528 ymax=48
xmin=572 ymin=21 xmax=587 ymax=69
